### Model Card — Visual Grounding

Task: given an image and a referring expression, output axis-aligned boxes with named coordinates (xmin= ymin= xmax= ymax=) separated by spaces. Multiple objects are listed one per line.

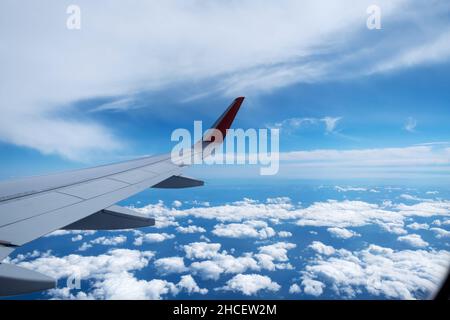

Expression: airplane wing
xmin=0 ymin=97 xmax=245 ymax=296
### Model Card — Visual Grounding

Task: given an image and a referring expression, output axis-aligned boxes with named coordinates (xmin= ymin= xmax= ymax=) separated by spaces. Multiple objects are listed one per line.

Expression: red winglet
xmin=210 ymin=97 xmax=245 ymax=139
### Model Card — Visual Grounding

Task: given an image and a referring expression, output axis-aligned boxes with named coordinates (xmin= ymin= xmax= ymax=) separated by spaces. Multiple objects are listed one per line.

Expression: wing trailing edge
xmin=153 ymin=175 xmax=204 ymax=189
xmin=62 ymin=205 xmax=155 ymax=230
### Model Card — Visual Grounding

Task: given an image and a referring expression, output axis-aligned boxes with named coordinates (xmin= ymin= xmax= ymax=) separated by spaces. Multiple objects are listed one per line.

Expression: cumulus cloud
xmin=309 ymin=241 xmax=336 ymax=256
xmin=183 ymin=242 xmax=222 ymax=260
xmin=49 ymin=272 xmax=207 ymax=300
xmin=176 ymin=225 xmax=206 ymax=234
xmin=407 ymin=222 xmax=429 ymax=230
xmin=303 ymin=242 xmax=450 ymax=299
xmin=133 ymin=197 xmax=450 ymax=238
xmin=397 ymin=234 xmax=429 ymax=248
xmin=218 ymin=274 xmax=280 ymax=296
xmin=133 ymin=232 xmax=175 ymax=246
xmin=257 ymin=242 xmax=296 ymax=262
xmin=302 ymin=278 xmax=325 ymax=297
xmin=11 ymin=248 xmax=206 ymax=299
xmin=278 ymin=231 xmax=293 ymax=238
xmin=327 ymin=227 xmax=360 ymax=239
xmin=172 ymin=200 xmax=182 ymax=208
xmin=182 ymin=241 xmax=296 ymax=280
xmin=212 ymin=220 xmax=276 ymax=239
xmin=177 ymin=275 xmax=208 ymax=295
xmin=154 ymin=257 xmax=188 ymax=275
xmin=430 ymin=228 xmax=450 ymax=239
xmin=190 ymin=260 xmax=225 ymax=281
xmin=78 ymin=235 xmax=127 ymax=251
xmin=71 ymin=235 xmax=83 ymax=242
xmin=289 ymin=283 xmax=301 ymax=294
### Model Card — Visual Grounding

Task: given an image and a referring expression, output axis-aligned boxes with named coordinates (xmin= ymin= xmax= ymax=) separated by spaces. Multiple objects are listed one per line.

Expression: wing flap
xmin=0 ymin=263 xmax=56 ymax=296
xmin=153 ymin=175 xmax=204 ymax=189
xmin=62 ymin=205 xmax=154 ymax=230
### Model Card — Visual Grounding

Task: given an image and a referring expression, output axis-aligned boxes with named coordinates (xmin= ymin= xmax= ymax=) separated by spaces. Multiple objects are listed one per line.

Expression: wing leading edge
xmin=0 ymin=97 xmax=244 ymax=296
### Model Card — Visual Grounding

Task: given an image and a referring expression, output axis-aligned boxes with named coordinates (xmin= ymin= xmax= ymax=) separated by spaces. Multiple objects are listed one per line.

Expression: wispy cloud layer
xmin=1 ymin=1 xmax=450 ymax=158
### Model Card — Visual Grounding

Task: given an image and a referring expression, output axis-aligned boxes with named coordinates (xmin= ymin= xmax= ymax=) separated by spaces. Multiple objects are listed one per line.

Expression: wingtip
xmin=211 ymin=96 xmax=245 ymax=137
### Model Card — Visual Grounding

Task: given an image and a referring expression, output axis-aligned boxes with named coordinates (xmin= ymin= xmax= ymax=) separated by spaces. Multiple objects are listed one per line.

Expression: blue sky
xmin=1 ymin=0 xmax=450 ymax=182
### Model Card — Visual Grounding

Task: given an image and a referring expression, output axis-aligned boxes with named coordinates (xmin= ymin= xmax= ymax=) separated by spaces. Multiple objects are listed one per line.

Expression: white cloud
xmin=91 ymin=235 xmax=127 ymax=246
xmin=335 ymin=186 xmax=367 ymax=192
xmin=218 ymin=274 xmax=280 ymax=296
xmin=432 ymin=220 xmax=442 ymax=226
xmin=78 ymin=243 xmax=92 ymax=252
xmin=183 ymin=242 xmax=222 ymax=260
xmin=183 ymin=241 xmax=295 ymax=280
xmin=257 ymin=242 xmax=296 ymax=262
xmin=302 ymin=278 xmax=325 ymax=297
xmin=271 ymin=117 xmax=342 ymax=134
xmin=430 ymin=227 xmax=450 ymax=239
xmin=133 ymin=232 xmax=175 ymax=246
xmin=71 ymin=235 xmax=83 ymax=242
xmin=177 ymin=275 xmax=208 ymax=295
xmin=278 ymin=231 xmax=292 ymax=238
xmin=322 ymin=117 xmax=342 ymax=134
xmin=133 ymin=197 xmax=450 ymax=238
xmin=397 ymin=234 xmax=429 ymax=248
xmin=304 ymin=242 xmax=450 ymax=299
xmin=295 ymin=200 xmax=407 ymax=235
xmin=190 ymin=260 xmax=225 ymax=281
xmin=45 ymin=230 xmax=96 ymax=237
xmin=49 ymin=272 xmax=207 ymax=300
xmin=15 ymin=248 xmax=165 ymax=299
xmin=212 ymin=220 xmax=276 ymax=239
xmin=407 ymin=222 xmax=429 ymax=230
xmin=327 ymin=227 xmax=360 ymax=239
xmin=281 ymin=146 xmax=450 ymax=167
xmin=400 ymin=194 xmax=426 ymax=201
xmin=309 ymin=241 xmax=336 ymax=256
xmin=78 ymin=235 xmax=127 ymax=251
xmin=191 ymin=254 xmax=260 ymax=280
xmin=371 ymin=29 xmax=450 ymax=74
xmin=176 ymin=225 xmax=206 ymax=234
xmin=154 ymin=257 xmax=188 ymax=275
xmin=289 ymin=283 xmax=301 ymax=294
xmin=172 ymin=200 xmax=182 ymax=208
